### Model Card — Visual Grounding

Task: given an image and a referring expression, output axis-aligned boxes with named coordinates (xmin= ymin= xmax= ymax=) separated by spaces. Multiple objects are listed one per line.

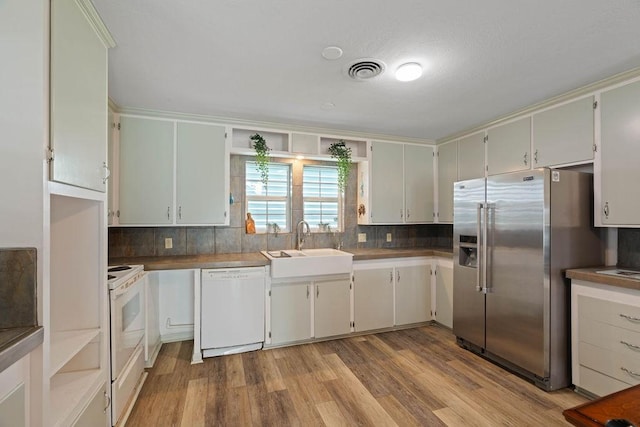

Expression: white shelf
xmin=49 ymin=329 xmax=100 ymax=377
xmin=50 ymin=369 xmax=104 ymax=427
xmin=49 ymin=181 xmax=107 ymax=202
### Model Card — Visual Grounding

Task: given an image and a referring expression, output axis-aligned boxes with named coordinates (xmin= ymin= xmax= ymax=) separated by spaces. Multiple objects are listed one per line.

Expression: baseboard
xmin=160 ymin=331 xmax=194 ymax=343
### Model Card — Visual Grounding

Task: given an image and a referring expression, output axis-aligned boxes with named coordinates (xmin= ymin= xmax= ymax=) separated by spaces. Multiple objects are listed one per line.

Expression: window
xmin=245 ymin=162 xmax=291 ymax=232
xmin=303 ymin=165 xmax=342 ymax=232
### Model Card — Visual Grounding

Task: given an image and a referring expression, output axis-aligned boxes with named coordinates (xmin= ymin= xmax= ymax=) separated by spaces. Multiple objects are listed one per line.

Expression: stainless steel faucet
xmin=296 ymin=220 xmax=310 ymax=250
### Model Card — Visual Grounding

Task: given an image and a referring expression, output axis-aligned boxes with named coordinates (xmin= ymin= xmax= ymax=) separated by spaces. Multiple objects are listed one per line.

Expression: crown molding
xmin=111 ymin=104 xmax=435 ymax=145
xmin=76 ymin=0 xmax=116 ymax=48
xmin=437 ymin=66 xmax=640 ymax=144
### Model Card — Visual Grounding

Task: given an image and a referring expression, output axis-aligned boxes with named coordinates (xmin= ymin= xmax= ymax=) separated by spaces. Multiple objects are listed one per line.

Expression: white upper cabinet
xmin=457 ymin=132 xmax=485 ymax=181
xmin=486 ymin=117 xmax=531 ymax=175
xmin=405 ymin=144 xmax=434 ymax=223
xmin=50 ymin=0 xmax=112 ymax=192
xmin=367 ymin=141 xmax=434 ymax=224
xmin=118 ymin=116 xmax=175 ymax=224
xmin=116 ymin=116 xmax=229 ymax=226
xmin=176 ymin=122 xmax=228 ymax=224
xmin=532 ymin=96 xmax=595 ymax=167
xmin=599 ymin=80 xmax=640 ymax=226
xmin=370 ymin=141 xmax=405 ymax=223
xmin=437 ymin=141 xmax=457 ymax=223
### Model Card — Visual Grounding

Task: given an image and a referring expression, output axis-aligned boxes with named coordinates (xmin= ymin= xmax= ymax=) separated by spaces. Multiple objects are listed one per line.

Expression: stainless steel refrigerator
xmin=453 ymin=168 xmax=603 ymax=391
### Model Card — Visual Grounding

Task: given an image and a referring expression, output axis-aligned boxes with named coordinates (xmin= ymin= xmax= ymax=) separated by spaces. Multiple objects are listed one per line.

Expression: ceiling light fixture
xmin=322 ymin=46 xmax=343 ymax=60
xmin=395 ymin=62 xmax=422 ymax=82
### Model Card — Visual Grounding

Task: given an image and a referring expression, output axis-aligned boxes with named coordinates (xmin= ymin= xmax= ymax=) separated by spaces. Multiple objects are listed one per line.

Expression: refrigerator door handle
xmin=483 ymin=202 xmax=491 ymax=294
xmin=476 ymin=203 xmax=484 ymax=292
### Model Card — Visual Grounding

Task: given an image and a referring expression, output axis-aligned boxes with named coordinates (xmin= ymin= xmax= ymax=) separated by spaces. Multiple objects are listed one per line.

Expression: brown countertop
xmin=566 ymin=267 xmax=640 ymax=292
xmin=109 ymin=247 xmax=453 ymax=271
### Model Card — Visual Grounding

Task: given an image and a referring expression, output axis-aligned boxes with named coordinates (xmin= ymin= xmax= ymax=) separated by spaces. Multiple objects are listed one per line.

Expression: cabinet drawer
xmin=580 ymin=341 xmax=640 ymax=385
xmin=580 ymin=316 xmax=640 ymax=354
xmin=579 ymin=295 xmax=640 ymax=333
xmin=578 ymin=365 xmax=630 ymax=397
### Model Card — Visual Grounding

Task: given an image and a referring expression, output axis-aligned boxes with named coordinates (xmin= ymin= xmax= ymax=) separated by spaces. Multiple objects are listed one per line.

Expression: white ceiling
xmin=93 ymin=0 xmax=640 ymax=142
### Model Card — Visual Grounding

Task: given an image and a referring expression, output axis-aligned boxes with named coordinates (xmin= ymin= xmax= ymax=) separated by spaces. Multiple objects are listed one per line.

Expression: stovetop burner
xmin=108 ymin=274 xmax=116 ymax=280
xmin=108 ymin=266 xmax=132 ymax=272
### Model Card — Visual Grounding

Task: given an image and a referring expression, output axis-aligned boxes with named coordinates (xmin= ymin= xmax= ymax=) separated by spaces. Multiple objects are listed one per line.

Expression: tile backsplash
xmin=619 ymin=228 xmax=640 ymax=269
xmin=0 ymin=248 xmax=37 ymax=328
xmin=109 ymin=155 xmax=453 ymax=258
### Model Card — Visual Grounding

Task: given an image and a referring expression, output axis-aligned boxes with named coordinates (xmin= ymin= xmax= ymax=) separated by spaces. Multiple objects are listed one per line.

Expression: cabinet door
xmin=404 ymin=145 xmax=434 ymax=223
xmin=271 ymin=283 xmax=312 ymax=344
xmin=72 ymin=383 xmax=108 ymax=427
xmin=487 ymin=117 xmax=531 ymax=175
xmin=50 ymin=0 xmax=108 ymax=192
xmin=600 ymin=80 xmax=640 ymax=225
xmin=437 ymin=142 xmax=457 ymax=223
xmin=370 ymin=141 xmax=404 ymax=223
xmin=314 ymin=279 xmax=351 ymax=338
xmin=176 ymin=123 xmax=228 ymax=224
xmin=458 ymin=132 xmax=485 ymax=181
xmin=118 ymin=116 xmax=174 ymax=224
xmin=107 ymin=110 xmax=115 ymax=225
xmin=435 ymin=263 xmax=454 ymax=328
xmin=395 ymin=265 xmax=431 ymax=325
xmin=0 ymin=384 xmax=25 ymax=427
xmin=353 ymin=268 xmax=394 ymax=331
xmin=532 ymin=97 xmax=595 ymax=167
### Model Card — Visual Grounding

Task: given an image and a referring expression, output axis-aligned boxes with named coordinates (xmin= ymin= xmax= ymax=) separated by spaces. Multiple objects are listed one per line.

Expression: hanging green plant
xmin=250 ymin=133 xmax=270 ymax=184
xmin=328 ymin=140 xmax=352 ymax=193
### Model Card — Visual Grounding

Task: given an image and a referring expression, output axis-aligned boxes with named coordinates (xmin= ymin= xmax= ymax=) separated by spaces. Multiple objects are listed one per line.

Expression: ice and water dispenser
xmin=458 ymin=235 xmax=478 ymax=268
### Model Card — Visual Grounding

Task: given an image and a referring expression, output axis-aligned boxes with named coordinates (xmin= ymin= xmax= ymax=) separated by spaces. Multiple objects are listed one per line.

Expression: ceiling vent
xmin=346 ymin=59 xmax=386 ymax=81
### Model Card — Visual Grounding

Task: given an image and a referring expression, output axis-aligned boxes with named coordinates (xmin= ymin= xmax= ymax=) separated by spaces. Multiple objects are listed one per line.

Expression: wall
xmin=109 ymin=154 xmax=453 ymax=258
xmin=0 ymin=1 xmax=48 ymax=425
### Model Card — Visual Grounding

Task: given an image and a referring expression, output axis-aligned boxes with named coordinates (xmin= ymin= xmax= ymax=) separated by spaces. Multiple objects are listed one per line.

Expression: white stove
xmin=107 ymin=264 xmax=145 ymax=290
xmin=107 ymin=264 xmax=147 ymax=426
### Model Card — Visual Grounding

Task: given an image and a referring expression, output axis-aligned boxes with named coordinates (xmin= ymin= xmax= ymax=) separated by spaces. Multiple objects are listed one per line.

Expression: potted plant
xmin=328 ymin=140 xmax=352 ymax=193
xmin=250 ymin=133 xmax=270 ymax=184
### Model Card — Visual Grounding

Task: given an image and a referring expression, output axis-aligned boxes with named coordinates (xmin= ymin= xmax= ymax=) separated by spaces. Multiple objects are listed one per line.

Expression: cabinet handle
xmin=406 ymin=209 xmax=410 ymax=219
xmin=619 ymin=313 xmax=640 ymax=322
xmin=306 ymin=286 xmax=309 ymax=299
xmin=179 ymin=206 xmax=182 ymax=220
xmin=620 ymin=340 xmax=640 ymax=351
xmin=317 ymin=287 xmax=319 ymax=298
xmin=102 ymin=162 xmax=111 ymax=184
xmin=390 ymin=271 xmax=393 ymax=284
xmin=397 ymin=270 xmax=400 ymax=283
xmin=103 ymin=391 xmax=111 ymax=413
xmin=604 ymin=202 xmax=610 ymax=219
xmin=534 ymin=149 xmax=538 ymax=164
xmin=400 ymin=209 xmax=403 ymax=219
xmin=621 ymin=366 xmax=640 ymax=378
xmin=167 ymin=206 xmax=170 ymax=220
xmin=523 ymin=152 xmax=528 ymax=166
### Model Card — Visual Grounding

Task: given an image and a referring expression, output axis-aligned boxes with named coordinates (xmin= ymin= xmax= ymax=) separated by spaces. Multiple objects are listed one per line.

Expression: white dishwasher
xmin=201 ymin=267 xmax=266 ymax=358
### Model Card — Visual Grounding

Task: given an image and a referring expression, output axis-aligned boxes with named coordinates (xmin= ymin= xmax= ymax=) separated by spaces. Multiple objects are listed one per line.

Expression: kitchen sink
xmin=261 ymin=248 xmax=353 ymax=278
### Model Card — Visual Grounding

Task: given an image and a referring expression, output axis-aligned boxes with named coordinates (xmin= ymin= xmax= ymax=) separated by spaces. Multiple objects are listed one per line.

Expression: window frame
xmin=302 ymin=164 xmax=343 ymax=233
xmin=245 ymin=161 xmax=291 ymax=233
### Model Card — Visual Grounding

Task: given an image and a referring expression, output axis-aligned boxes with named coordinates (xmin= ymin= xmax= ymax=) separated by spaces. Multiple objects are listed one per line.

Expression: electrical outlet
xmin=386 ymin=233 xmax=392 ymax=242
xmin=358 ymin=233 xmax=367 ymax=243
xmin=164 ymin=237 xmax=173 ymax=249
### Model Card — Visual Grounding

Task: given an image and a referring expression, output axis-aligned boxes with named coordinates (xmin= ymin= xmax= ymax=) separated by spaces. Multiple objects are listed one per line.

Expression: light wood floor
xmin=126 ymin=324 xmax=587 ymax=426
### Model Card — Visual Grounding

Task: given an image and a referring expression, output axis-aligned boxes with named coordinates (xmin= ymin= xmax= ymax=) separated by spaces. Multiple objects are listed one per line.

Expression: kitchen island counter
xmin=566 ymin=266 xmax=640 ymax=292
xmin=109 ymin=247 xmax=453 ymax=271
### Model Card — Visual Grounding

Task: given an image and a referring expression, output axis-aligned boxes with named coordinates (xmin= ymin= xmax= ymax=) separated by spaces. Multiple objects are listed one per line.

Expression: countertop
xmin=109 ymin=247 xmax=453 ymax=271
xmin=566 ymin=267 xmax=640 ymax=292
xmin=0 ymin=326 xmax=43 ymax=373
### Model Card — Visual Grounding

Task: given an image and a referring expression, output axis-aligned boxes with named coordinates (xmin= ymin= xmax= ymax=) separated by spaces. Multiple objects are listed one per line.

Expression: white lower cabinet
xmin=270 ymin=282 xmax=312 ymax=345
xmin=571 ymin=280 xmax=640 ymax=397
xmin=314 ymin=279 xmax=351 ymax=338
xmin=73 ymin=382 xmax=108 ymax=427
xmin=395 ymin=265 xmax=431 ymax=326
xmin=434 ymin=260 xmax=454 ymax=328
xmin=353 ymin=267 xmax=395 ymax=332
xmin=0 ymin=355 xmax=30 ymax=427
